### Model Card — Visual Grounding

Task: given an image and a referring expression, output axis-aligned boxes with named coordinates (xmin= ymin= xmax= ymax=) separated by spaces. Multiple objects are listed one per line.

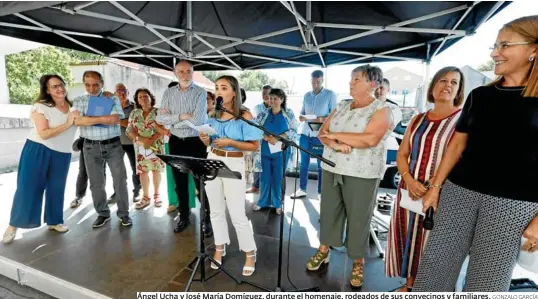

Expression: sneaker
xmin=70 ymin=197 xmax=83 ymax=208
xmin=291 ymin=189 xmax=307 ymax=199
xmin=133 ymin=190 xmax=141 ymax=203
xmin=2 ymin=227 xmax=17 ymax=244
xmin=120 ymin=216 xmax=132 ymax=227
xmin=48 ymin=224 xmax=69 ymax=233
xmin=107 ymin=194 xmax=117 ymax=205
xmin=92 ymin=216 xmax=111 ymax=228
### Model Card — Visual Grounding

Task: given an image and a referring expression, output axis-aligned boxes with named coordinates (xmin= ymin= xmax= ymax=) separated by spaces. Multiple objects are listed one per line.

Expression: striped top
xmin=407 ymin=109 xmax=461 ymax=183
xmin=155 ymin=83 xmax=208 ymax=138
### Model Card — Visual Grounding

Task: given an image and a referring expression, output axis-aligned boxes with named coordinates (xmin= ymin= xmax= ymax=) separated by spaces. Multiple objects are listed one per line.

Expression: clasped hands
xmin=67 ymin=110 xmax=81 ymax=125
xmin=319 ymin=129 xmax=352 ymax=154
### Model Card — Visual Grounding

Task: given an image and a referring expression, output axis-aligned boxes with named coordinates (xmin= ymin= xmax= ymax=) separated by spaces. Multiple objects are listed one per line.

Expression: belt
xmin=84 ymin=136 xmax=120 ymax=145
xmin=210 ymin=147 xmax=244 ymax=158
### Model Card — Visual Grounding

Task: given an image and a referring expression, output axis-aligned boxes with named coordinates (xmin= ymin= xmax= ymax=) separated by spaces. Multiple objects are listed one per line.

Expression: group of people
xmin=1 ymin=15 xmax=538 ymax=292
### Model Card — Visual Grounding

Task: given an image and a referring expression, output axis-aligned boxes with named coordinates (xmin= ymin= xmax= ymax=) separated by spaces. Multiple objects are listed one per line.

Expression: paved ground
xmin=0 ymin=275 xmax=54 ymax=299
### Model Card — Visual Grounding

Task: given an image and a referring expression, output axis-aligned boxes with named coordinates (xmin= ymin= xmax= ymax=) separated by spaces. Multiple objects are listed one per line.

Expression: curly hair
xmin=133 ymin=88 xmax=156 ymax=108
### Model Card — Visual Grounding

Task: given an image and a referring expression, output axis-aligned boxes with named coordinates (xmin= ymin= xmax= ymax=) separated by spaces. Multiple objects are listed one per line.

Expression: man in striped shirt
xmin=156 ymin=60 xmax=211 ymax=235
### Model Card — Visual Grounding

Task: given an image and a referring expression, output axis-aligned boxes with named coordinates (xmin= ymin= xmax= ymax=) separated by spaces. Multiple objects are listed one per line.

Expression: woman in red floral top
xmin=126 ymin=88 xmax=165 ymax=209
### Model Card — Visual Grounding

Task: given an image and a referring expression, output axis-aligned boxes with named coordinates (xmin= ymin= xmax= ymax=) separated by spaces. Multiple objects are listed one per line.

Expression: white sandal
xmin=211 ymin=245 xmax=226 ymax=269
xmin=242 ymin=252 xmax=257 ymax=276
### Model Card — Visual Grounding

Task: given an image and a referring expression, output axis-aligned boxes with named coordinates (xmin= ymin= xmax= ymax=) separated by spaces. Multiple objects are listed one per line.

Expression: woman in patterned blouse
xmin=126 ymin=88 xmax=165 ymax=209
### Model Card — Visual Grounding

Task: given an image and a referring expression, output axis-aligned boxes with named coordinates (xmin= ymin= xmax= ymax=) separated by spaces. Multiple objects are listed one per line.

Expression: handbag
xmin=399 ymin=188 xmax=425 ymax=216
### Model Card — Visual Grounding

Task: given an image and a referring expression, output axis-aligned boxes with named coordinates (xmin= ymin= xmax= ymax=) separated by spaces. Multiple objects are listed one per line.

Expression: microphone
xmin=215 ymin=96 xmax=223 ymax=111
xmin=423 ymin=207 xmax=435 ymax=230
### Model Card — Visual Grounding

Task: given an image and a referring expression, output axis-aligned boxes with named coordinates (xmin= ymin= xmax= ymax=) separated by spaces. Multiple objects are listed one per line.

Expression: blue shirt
xmin=254 ymin=103 xmax=269 ymax=116
xmin=208 ymin=117 xmax=263 ymax=151
xmin=261 ymin=111 xmax=289 ymax=156
xmin=72 ymin=93 xmax=124 ymax=141
xmin=300 ymin=88 xmax=337 ymax=136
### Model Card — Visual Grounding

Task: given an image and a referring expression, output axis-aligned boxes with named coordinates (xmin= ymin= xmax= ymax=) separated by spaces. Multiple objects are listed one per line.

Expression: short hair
xmin=168 ymin=81 xmax=179 ymax=88
xmin=381 ymin=78 xmax=390 ymax=88
xmin=82 ymin=70 xmax=103 ymax=83
xmin=351 ymin=64 xmax=383 ymax=88
xmin=268 ymin=88 xmax=287 ymax=110
xmin=241 ymin=88 xmax=247 ymax=104
xmin=206 ymin=91 xmax=215 ymax=102
xmin=262 ymin=85 xmax=272 ymax=90
xmin=175 ymin=60 xmax=193 ymax=69
xmin=426 ymin=66 xmax=466 ymax=107
xmin=311 ymin=70 xmax=324 ymax=78
xmin=133 ymin=88 xmax=156 ymax=108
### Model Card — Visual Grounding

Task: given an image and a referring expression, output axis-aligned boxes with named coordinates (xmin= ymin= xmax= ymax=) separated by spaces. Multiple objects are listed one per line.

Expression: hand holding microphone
xmin=422 ymin=184 xmax=441 ymax=230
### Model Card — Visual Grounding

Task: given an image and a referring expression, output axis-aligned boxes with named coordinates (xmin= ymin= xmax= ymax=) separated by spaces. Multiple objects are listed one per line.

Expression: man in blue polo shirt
xmin=292 ymin=70 xmax=337 ymax=199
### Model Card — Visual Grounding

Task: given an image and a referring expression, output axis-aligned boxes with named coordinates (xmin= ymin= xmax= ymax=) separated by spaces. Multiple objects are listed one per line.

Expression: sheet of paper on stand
xmin=303 ymin=114 xmax=317 ymax=120
xmin=269 ymin=141 xmax=283 ymax=154
xmin=185 ymin=120 xmax=218 ymax=135
xmin=399 ymin=190 xmax=425 ymax=216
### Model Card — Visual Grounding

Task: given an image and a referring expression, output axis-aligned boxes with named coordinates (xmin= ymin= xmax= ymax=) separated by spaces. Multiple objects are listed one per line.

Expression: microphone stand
xmin=216 ymin=104 xmax=334 ymax=292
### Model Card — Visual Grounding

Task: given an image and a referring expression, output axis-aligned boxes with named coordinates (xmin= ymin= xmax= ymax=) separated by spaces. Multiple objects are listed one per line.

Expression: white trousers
xmin=205 ymin=152 xmax=257 ymax=252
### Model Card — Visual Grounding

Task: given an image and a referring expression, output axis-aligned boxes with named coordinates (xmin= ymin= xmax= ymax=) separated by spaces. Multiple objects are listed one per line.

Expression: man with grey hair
xmin=375 ymin=78 xmax=402 ymax=132
xmin=72 ymin=71 xmax=132 ymax=228
xmin=156 ymin=60 xmax=211 ymax=235
xmin=292 ymin=70 xmax=337 ymax=200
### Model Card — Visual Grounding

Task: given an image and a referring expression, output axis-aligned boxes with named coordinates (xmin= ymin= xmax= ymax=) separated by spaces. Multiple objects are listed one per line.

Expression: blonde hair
xmin=489 ymin=16 xmax=538 ymax=97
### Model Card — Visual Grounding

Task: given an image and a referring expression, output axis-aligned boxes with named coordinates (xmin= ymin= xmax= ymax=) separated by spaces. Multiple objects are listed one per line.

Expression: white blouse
xmin=27 ymin=103 xmax=77 ymax=153
xmin=321 ymin=99 xmax=392 ymax=179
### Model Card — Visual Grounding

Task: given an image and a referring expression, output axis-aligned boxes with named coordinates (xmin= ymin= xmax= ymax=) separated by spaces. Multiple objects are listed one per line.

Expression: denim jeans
xmin=299 ymin=134 xmax=323 ymax=193
xmin=83 ymin=139 xmax=129 ymax=218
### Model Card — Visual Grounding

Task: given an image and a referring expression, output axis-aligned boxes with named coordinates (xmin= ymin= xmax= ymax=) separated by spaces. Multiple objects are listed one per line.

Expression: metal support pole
xmin=187 ymin=1 xmax=193 ymax=57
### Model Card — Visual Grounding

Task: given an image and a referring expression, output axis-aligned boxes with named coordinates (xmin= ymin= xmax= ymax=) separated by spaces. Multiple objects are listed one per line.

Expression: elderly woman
xmin=253 ymin=88 xmax=298 ymax=214
xmin=385 ymin=67 xmax=465 ymax=291
xmin=3 ymin=74 xmax=79 ymax=244
xmin=199 ymin=75 xmax=262 ymax=276
xmin=126 ymin=88 xmax=165 ymax=209
xmin=413 ymin=16 xmax=538 ymax=292
xmin=305 ymin=65 xmax=396 ymax=288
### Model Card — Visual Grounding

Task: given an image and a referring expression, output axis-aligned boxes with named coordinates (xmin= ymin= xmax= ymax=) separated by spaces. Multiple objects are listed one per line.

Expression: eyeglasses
xmin=48 ymin=83 xmax=65 ymax=90
xmin=489 ymin=41 xmax=533 ymax=51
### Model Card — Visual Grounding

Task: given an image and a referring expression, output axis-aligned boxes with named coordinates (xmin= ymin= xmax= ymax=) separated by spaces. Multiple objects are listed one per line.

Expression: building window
xmin=392 ymin=90 xmax=398 ymax=95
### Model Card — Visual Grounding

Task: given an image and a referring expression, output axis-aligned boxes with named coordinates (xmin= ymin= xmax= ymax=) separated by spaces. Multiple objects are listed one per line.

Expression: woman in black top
xmin=413 ymin=16 xmax=538 ymax=292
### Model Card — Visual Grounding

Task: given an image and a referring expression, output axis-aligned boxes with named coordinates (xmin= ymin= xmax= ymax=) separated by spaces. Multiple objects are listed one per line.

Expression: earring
xmin=530 ymin=56 xmax=536 ymax=62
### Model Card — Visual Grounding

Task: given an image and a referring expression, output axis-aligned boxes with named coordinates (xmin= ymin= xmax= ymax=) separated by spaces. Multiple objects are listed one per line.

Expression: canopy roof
xmin=0 ymin=1 xmax=509 ymax=71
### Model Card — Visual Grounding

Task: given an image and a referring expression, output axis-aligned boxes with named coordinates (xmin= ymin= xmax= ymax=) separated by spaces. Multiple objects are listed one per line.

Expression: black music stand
xmin=157 ymin=154 xmax=242 ymax=292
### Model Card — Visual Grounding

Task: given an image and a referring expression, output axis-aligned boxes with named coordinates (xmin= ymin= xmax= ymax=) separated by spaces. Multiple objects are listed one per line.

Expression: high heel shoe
xmin=242 ymin=252 xmax=257 ymax=276
xmin=211 ymin=245 xmax=226 ymax=270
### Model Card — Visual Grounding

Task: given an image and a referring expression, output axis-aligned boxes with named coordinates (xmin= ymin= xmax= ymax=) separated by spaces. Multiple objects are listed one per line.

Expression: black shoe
xmin=107 ymin=194 xmax=117 ymax=205
xmin=120 ymin=216 xmax=132 ymax=227
xmin=133 ymin=190 xmax=141 ymax=203
xmin=70 ymin=197 xmax=83 ymax=208
xmin=203 ymin=221 xmax=213 ymax=238
xmin=174 ymin=218 xmax=190 ymax=233
xmin=92 ymin=216 xmax=111 ymax=228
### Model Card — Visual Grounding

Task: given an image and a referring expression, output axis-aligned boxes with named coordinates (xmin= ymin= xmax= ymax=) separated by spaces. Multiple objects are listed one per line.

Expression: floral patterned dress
xmin=126 ymin=108 xmax=165 ymax=174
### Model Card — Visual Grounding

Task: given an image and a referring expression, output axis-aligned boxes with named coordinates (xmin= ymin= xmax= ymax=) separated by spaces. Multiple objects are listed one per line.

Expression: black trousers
xmin=75 ymin=144 xmax=140 ymax=198
xmin=121 ymin=144 xmax=141 ymax=192
xmin=168 ymin=135 xmax=210 ymax=220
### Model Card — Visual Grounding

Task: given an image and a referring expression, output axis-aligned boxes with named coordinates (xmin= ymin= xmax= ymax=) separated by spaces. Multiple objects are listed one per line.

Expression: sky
xmin=263 ymin=0 xmax=538 ymax=96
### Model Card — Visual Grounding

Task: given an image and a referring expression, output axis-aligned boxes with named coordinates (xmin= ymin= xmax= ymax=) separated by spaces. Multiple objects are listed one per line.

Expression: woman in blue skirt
xmin=3 ymin=74 xmax=79 ymax=244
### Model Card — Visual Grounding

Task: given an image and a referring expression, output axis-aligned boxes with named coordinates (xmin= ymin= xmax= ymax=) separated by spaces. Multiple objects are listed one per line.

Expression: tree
xmin=5 ymin=47 xmax=102 ymax=105
xmin=202 ymin=70 xmax=291 ymax=93
xmin=477 ymin=60 xmax=494 ymax=72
